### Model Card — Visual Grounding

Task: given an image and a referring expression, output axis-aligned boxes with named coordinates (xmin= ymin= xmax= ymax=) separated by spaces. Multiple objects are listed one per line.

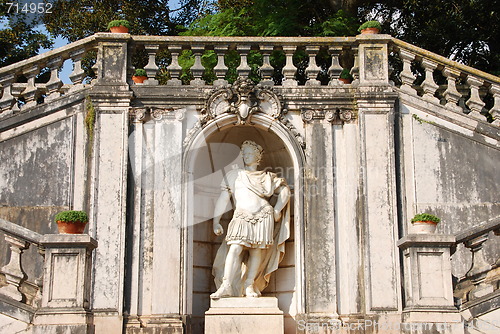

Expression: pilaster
xmin=356 ymin=88 xmax=401 ymax=315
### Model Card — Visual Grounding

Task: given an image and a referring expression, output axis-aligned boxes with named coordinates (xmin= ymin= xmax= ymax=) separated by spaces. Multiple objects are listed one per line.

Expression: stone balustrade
xmin=128 ymin=35 xmax=358 ymax=87
xmin=390 ymin=38 xmax=500 ymax=124
xmin=0 ymin=34 xmax=99 ymax=117
xmin=0 ymin=218 xmax=43 ymax=304
xmin=454 ymin=216 xmax=500 ymax=305
xmin=0 ymin=218 xmax=97 ymax=332
xmin=1 ymin=32 xmax=499 ymax=126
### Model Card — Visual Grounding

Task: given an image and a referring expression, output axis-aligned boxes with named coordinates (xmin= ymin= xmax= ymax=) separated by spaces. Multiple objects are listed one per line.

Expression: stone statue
xmin=210 ymin=140 xmax=291 ymax=298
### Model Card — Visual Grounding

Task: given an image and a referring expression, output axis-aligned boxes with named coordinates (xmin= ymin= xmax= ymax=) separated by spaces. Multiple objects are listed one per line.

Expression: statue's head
xmin=241 ymin=140 xmax=264 ymax=165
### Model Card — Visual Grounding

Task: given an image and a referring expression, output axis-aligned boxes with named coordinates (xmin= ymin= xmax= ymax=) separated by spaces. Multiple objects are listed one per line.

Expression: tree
xmin=0 ymin=0 xmax=53 ymax=67
xmin=359 ymin=0 xmax=500 ymax=75
xmin=181 ymin=0 xmax=499 ymax=75
xmin=42 ymin=0 xmax=177 ymax=42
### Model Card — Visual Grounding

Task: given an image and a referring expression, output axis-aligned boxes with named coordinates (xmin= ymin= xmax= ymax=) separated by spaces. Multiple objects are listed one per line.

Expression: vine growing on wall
xmin=85 ymin=96 xmax=96 ymax=156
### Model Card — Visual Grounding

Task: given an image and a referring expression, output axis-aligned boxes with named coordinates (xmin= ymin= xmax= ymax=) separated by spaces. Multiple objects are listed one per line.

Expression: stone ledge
xmin=0 ymin=294 xmax=36 ymax=324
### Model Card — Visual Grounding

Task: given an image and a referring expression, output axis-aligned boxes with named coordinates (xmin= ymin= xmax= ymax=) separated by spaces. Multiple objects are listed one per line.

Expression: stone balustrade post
xmin=21 ymin=64 xmax=39 ymax=109
xmin=92 ymin=33 xmax=130 ymax=91
xmin=213 ymin=44 xmax=229 ymax=86
xmin=356 ymin=34 xmax=391 ymax=87
xmin=490 ymin=84 xmax=500 ymax=126
xmin=398 ymin=234 xmax=462 ymax=332
xmin=167 ymin=45 xmax=183 ymax=86
xmin=305 ymin=46 xmax=321 ymax=86
xmin=259 ymin=45 xmax=274 ymax=86
xmin=0 ymin=73 xmax=16 ymax=113
xmin=190 ymin=45 xmax=206 ymax=86
xmin=45 ymin=56 xmax=64 ymax=101
xmin=236 ymin=44 xmax=252 ymax=79
xmin=33 ymin=234 xmax=97 ymax=334
xmin=143 ymin=44 xmax=160 ymax=85
xmin=464 ymin=232 xmax=494 ymax=299
xmin=0 ymin=234 xmax=29 ymax=301
xmin=327 ymin=46 xmax=342 ymax=85
xmin=465 ymin=76 xmax=486 ymax=120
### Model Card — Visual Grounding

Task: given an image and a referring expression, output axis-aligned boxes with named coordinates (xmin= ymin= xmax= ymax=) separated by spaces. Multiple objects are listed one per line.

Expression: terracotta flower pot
xmin=132 ymin=75 xmax=147 ymax=84
xmin=110 ymin=25 xmax=129 ymax=33
xmin=57 ymin=221 xmax=87 ymax=234
xmin=339 ymin=78 xmax=352 ymax=84
xmin=361 ymin=28 xmax=380 ymax=34
xmin=411 ymin=221 xmax=438 ymax=234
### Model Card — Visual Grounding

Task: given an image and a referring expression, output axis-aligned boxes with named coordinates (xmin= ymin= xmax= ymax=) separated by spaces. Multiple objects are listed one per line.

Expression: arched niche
xmin=182 ymin=114 xmax=305 ymax=333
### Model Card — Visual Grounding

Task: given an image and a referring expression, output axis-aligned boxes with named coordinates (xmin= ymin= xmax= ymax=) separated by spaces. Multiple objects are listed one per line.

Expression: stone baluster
xmin=420 ymin=59 xmax=440 ymax=103
xmin=442 ymin=67 xmax=462 ymax=112
xmin=350 ymin=46 xmax=359 ymax=83
xmin=21 ymin=64 xmax=39 ymax=109
xmin=282 ymin=45 xmax=297 ymax=87
xmin=144 ymin=44 xmax=160 ymax=85
xmin=464 ymin=232 xmax=494 ymax=299
xmin=236 ymin=45 xmax=252 ymax=79
xmin=305 ymin=46 xmax=321 ymax=86
xmin=327 ymin=46 xmax=342 ymax=85
xmin=259 ymin=45 xmax=274 ymax=86
xmin=0 ymin=73 xmax=16 ymax=113
xmin=213 ymin=44 xmax=229 ymax=86
xmin=0 ymin=234 xmax=30 ymax=301
xmin=45 ymin=56 xmax=64 ymax=101
xmin=399 ymin=49 xmax=417 ymax=94
xmin=69 ymin=49 xmax=86 ymax=91
xmin=489 ymin=84 xmax=500 ymax=126
xmin=190 ymin=45 xmax=205 ymax=86
xmin=465 ymin=76 xmax=486 ymax=120
xmin=167 ymin=45 xmax=183 ymax=86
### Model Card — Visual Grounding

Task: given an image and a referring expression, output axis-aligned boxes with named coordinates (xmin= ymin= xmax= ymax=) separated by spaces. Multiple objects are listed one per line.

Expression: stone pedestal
xmin=398 ymin=234 xmax=463 ymax=333
xmin=205 ymin=297 xmax=284 ymax=334
xmin=33 ymin=234 xmax=97 ymax=334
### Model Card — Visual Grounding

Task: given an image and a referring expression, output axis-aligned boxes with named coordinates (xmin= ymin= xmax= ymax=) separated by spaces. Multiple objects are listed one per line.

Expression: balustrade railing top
xmin=0 ymin=32 xmax=498 ymax=125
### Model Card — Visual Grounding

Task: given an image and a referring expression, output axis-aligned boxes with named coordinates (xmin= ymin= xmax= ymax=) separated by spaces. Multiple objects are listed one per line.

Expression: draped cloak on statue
xmin=212 ymin=168 xmax=291 ymax=296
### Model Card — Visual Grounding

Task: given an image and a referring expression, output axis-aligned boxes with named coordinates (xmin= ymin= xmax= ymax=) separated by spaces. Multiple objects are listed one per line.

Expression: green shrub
xmin=340 ymin=68 xmax=353 ymax=79
xmin=358 ymin=20 xmax=382 ymax=33
xmin=55 ymin=210 xmax=89 ymax=223
xmin=107 ymin=20 xmax=131 ymax=30
xmin=411 ymin=213 xmax=440 ymax=224
xmin=134 ymin=69 xmax=147 ymax=76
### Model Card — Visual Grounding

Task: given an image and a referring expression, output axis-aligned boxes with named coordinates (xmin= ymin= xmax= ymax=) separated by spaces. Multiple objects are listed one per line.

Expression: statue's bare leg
xmin=211 ymin=244 xmax=243 ymax=299
xmin=244 ymin=248 xmax=262 ymax=297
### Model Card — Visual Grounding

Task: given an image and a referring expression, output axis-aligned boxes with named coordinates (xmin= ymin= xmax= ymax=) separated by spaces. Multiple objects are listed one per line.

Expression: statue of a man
xmin=210 ymin=140 xmax=291 ymax=298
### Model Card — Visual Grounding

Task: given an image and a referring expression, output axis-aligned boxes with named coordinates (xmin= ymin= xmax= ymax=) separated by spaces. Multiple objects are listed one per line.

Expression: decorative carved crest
xmin=202 ymin=78 xmax=283 ymax=125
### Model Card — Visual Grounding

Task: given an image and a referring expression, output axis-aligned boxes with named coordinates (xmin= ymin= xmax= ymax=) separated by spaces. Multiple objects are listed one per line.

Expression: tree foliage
xmin=359 ymin=0 xmax=499 ymax=75
xmin=0 ymin=0 xmax=53 ymax=67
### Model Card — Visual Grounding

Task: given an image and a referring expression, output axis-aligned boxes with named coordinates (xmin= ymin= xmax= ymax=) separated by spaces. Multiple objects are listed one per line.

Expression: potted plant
xmin=339 ymin=68 xmax=353 ymax=84
xmin=54 ymin=210 xmax=89 ymax=234
xmin=358 ymin=21 xmax=382 ymax=34
xmin=411 ymin=213 xmax=441 ymax=234
xmin=132 ymin=69 xmax=147 ymax=83
xmin=107 ymin=19 xmax=131 ymax=33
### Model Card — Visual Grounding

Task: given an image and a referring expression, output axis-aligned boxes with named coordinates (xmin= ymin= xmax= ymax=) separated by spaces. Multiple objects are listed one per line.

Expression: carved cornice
xmin=129 ymin=107 xmax=186 ymax=123
xmin=300 ymin=107 xmax=357 ymax=124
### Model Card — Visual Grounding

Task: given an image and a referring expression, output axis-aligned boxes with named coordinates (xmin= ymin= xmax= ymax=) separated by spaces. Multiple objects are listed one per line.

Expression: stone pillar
xmin=356 ymin=34 xmax=402 ymax=323
xmin=88 ymin=32 xmax=133 ymax=333
xmin=33 ymin=234 xmax=97 ymax=334
xmin=300 ymin=111 xmax=339 ymax=327
xmin=124 ymin=108 xmax=185 ymax=333
xmin=398 ymin=234 xmax=463 ymax=333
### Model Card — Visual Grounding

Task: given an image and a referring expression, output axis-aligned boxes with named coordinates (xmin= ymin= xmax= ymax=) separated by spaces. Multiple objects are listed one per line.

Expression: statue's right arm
xmin=213 ymin=189 xmax=231 ymax=236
